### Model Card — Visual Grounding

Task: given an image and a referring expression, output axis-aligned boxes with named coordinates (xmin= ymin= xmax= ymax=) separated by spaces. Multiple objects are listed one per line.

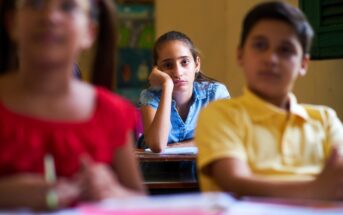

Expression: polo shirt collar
xmin=242 ymin=87 xmax=309 ymax=121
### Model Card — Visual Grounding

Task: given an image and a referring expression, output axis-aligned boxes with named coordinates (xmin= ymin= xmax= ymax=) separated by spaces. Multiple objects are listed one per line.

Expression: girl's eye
xmin=162 ymin=62 xmax=172 ymax=69
xmin=18 ymin=0 xmax=82 ymax=14
xmin=181 ymin=59 xmax=190 ymax=66
xmin=60 ymin=1 xmax=78 ymax=13
xmin=21 ymin=0 xmax=44 ymax=9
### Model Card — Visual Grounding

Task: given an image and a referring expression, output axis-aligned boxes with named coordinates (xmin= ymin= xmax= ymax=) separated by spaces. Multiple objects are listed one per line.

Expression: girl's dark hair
xmin=0 ymin=0 xmax=116 ymax=90
xmin=153 ymin=31 xmax=216 ymax=83
xmin=90 ymin=0 xmax=117 ymax=90
xmin=239 ymin=1 xmax=314 ymax=55
xmin=0 ymin=0 xmax=16 ymax=74
xmin=73 ymin=64 xmax=82 ymax=80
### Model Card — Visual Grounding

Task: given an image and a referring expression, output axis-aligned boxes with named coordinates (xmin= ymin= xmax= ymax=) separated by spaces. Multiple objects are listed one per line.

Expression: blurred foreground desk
xmin=4 ymin=193 xmax=343 ymax=214
xmin=136 ymin=149 xmax=199 ymax=194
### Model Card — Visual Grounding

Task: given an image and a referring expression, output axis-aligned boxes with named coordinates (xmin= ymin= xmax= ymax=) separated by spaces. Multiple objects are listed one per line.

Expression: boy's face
xmin=238 ymin=20 xmax=309 ymax=105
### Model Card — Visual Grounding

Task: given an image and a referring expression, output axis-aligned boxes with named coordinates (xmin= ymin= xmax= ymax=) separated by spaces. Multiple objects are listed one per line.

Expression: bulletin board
xmin=116 ymin=3 xmax=155 ymax=105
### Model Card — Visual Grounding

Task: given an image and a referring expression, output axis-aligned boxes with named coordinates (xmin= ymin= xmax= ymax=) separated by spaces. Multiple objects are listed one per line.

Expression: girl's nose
xmin=40 ymin=3 xmax=63 ymax=24
xmin=171 ymin=64 xmax=183 ymax=79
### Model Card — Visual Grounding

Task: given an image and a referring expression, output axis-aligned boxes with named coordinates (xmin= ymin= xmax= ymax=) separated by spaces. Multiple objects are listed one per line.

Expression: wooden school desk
xmin=135 ymin=149 xmax=199 ymax=194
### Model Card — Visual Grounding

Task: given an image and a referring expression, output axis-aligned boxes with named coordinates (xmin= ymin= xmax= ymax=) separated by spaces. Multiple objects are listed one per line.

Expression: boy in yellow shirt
xmin=195 ymin=1 xmax=343 ymax=200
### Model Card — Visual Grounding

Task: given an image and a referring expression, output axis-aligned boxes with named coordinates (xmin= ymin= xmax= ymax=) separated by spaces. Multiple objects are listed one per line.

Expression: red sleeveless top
xmin=0 ymin=87 xmax=137 ymax=177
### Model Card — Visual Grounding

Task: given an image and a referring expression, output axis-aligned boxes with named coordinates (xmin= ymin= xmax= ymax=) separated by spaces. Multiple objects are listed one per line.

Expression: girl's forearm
xmin=144 ymin=83 xmax=173 ymax=152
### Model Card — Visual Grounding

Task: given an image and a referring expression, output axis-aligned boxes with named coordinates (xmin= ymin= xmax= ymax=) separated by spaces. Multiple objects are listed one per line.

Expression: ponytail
xmin=90 ymin=0 xmax=117 ymax=90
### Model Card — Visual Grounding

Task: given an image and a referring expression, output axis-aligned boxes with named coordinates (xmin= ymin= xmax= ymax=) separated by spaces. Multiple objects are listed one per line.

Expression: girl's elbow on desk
xmin=148 ymin=143 xmax=165 ymax=153
xmin=145 ymin=139 xmax=166 ymax=153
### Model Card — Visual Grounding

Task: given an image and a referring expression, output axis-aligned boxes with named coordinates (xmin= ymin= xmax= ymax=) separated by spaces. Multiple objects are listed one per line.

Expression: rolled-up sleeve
xmin=139 ymin=89 xmax=159 ymax=109
xmin=213 ymin=83 xmax=230 ymax=100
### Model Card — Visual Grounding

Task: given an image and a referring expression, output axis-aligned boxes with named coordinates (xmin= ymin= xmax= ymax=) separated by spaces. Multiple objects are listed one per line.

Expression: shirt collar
xmin=241 ymin=87 xmax=309 ymax=121
xmin=171 ymin=83 xmax=200 ymax=106
xmin=288 ymin=93 xmax=309 ymax=120
xmin=193 ymin=82 xmax=206 ymax=100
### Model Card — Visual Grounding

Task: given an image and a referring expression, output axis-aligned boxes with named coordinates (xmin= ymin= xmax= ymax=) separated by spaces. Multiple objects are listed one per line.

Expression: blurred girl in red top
xmin=0 ymin=0 xmax=145 ymax=211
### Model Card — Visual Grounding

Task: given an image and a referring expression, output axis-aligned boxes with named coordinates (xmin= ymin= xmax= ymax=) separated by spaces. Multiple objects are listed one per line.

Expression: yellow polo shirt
xmin=195 ymin=88 xmax=343 ymax=192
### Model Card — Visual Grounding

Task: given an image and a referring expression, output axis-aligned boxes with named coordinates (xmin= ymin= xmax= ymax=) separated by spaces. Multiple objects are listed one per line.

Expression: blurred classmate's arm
xmin=113 ymin=132 xmax=146 ymax=195
xmin=0 ymin=174 xmax=79 ymax=210
xmin=0 ymin=175 xmax=49 ymax=210
xmin=209 ymin=150 xmax=343 ymax=200
xmin=78 ymin=132 xmax=146 ymax=201
xmin=141 ymin=68 xmax=174 ymax=153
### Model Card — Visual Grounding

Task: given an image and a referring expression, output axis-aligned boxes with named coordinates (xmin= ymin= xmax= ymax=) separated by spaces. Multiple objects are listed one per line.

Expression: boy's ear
xmin=237 ymin=47 xmax=244 ymax=66
xmin=299 ymin=54 xmax=310 ymax=76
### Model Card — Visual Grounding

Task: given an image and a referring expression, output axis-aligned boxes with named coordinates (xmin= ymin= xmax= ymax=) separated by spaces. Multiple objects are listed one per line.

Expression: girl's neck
xmin=16 ymin=62 xmax=74 ymax=97
xmin=173 ymin=88 xmax=193 ymax=109
xmin=173 ymin=88 xmax=193 ymax=122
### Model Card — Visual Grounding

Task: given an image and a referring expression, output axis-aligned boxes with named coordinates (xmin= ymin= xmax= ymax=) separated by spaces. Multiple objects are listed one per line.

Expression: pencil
xmin=44 ymin=154 xmax=56 ymax=183
xmin=44 ymin=154 xmax=59 ymax=209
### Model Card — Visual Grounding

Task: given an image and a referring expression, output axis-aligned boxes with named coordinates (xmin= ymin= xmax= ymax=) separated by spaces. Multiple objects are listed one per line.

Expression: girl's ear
xmin=81 ymin=20 xmax=98 ymax=50
xmin=299 ymin=54 xmax=310 ymax=77
xmin=195 ymin=56 xmax=201 ymax=71
xmin=6 ymin=10 xmax=18 ymax=43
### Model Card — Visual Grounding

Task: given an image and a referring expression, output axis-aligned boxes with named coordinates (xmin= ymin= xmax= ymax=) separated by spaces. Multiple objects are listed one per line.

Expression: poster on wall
xmin=116 ymin=4 xmax=155 ymax=105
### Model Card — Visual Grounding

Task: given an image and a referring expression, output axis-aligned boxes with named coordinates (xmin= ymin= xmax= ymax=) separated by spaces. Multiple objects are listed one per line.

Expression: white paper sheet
xmin=144 ymin=146 xmax=198 ymax=154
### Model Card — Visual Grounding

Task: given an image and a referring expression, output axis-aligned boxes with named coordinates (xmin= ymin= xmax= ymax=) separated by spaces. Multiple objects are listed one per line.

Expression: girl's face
xmin=156 ymin=40 xmax=200 ymax=94
xmin=10 ymin=0 xmax=95 ymax=66
xmin=237 ymin=19 xmax=309 ymax=103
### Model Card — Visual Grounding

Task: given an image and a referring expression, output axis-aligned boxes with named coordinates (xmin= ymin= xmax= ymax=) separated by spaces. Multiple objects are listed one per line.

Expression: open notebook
xmin=144 ymin=146 xmax=198 ymax=154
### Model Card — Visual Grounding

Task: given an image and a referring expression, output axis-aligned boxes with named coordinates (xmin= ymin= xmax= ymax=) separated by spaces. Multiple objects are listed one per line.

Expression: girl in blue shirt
xmin=139 ymin=31 xmax=230 ymax=153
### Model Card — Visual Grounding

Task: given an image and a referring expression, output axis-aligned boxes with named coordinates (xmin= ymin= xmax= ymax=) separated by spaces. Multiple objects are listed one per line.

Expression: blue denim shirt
xmin=139 ymin=81 xmax=230 ymax=144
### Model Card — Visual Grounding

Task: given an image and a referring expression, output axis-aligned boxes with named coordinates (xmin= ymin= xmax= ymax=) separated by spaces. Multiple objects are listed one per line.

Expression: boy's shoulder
xmin=301 ymin=103 xmax=339 ymax=123
xmin=201 ymin=95 xmax=245 ymax=115
xmin=198 ymin=95 xmax=250 ymax=129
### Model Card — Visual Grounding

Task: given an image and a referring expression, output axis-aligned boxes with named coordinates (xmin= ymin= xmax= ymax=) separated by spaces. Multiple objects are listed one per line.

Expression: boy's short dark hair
xmin=239 ymin=1 xmax=314 ymax=55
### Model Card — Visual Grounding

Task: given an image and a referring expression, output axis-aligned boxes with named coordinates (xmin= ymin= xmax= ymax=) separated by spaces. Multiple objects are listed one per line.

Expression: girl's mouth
xmin=173 ymin=80 xmax=187 ymax=85
xmin=34 ymin=32 xmax=63 ymax=45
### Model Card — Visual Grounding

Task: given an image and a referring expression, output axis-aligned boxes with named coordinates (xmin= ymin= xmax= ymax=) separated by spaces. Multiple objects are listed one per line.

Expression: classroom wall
xmin=155 ymin=0 xmax=230 ymax=94
xmin=156 ymin=0 xmax=343 ymax=120
xmin=79 ymin=0 xmax=342 ymax=119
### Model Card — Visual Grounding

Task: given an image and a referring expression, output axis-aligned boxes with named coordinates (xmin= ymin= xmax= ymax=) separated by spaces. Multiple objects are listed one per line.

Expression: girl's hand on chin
xmin=148 ymin=67 xmax=173 ymax=89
